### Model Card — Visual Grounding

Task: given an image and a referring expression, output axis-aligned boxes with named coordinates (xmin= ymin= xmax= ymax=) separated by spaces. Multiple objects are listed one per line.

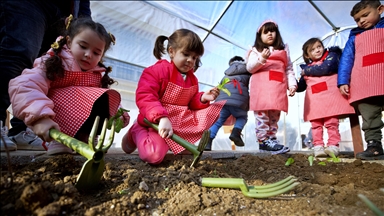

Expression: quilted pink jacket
xmin=8 ymin=45 xmax=129 ymax=127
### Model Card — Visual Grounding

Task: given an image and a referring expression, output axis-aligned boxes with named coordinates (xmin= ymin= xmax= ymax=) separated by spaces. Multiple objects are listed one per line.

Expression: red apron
xmin=350 ymin=28 xmax=384 ymax=103
xmin=161 ymin=82 xmax=225 ymax=154
xmin=303 ymin=74 xmax=355 ymax=121
xmin=249 ymin=50 xmax=289 ymax=112
xmin=48 ymin=71 xmax=121 ymax=137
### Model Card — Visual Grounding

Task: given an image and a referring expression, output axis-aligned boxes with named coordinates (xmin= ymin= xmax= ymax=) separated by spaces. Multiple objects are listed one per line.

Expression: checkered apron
xmin=47 ymin=71 xmax=121 ymax=137
xmin=161 ymin=82 xmax=225 ymax=154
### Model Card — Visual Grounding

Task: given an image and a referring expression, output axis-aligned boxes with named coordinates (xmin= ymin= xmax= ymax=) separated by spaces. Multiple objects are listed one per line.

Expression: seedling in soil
xmin=285 ymin=158 xmax=294 ymax=166
xmin=326 ymin=152 xmax=340 ymax=163
xmin=358 ymin=192 xmax=384 ymax=216
xmin=308 ymin=155 xmax=314 ymax=166
xmin=318 ymin=161 xmax=326 ymax=166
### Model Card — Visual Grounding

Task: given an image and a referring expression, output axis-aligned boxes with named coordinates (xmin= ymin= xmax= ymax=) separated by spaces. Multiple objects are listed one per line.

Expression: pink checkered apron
xmin=161 ymin=82 xmax=225 ymax=154
xmin=47 ymin=71 xmax=121 ymax=137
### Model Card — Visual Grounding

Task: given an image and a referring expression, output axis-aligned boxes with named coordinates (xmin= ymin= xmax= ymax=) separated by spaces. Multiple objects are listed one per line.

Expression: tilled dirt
xmin=1 ymin=152 xmax=384 ymax=216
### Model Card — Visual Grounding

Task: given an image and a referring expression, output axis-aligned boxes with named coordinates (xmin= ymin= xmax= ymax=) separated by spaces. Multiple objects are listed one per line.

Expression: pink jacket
xmin=8 ymin=46 xmax=126 ymax=127
xmin=135 ymin=59 xmax=209 ymax=127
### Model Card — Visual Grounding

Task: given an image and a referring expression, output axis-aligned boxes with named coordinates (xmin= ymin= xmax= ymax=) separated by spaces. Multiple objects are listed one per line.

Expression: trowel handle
xmin=202 ymin=178 xmax=246 ymax=189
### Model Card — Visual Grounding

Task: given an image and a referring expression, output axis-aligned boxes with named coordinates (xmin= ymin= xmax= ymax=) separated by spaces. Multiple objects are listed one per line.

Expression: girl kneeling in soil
xmin=9 ymin=16 xmax=130 ymax=155
xmin=122 ymin=29 xmax=225 ymax=164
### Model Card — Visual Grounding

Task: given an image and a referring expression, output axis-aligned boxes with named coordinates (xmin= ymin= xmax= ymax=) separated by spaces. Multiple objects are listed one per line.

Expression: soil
xmin=1 ymin=152 xmax=384 ymax=216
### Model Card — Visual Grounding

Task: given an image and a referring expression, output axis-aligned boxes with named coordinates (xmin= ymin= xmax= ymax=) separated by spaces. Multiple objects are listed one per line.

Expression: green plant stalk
xmin=143 ymin=118 xmax=199 ymax=155
xmin=285 ymin=158 xmax=294 ymax=166
xmin=308 ymin=155 xmax=314 ymax=166
xmin=358 ymin=194 xmax=384 ymax=216
xmin=216 ymin=78 xmax=231 ymax=96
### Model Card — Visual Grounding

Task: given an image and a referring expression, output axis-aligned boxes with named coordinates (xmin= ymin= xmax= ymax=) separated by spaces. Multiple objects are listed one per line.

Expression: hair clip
xmin=51 ymin=41 xmax=60 ymax=49
xmin=66 ymin=14 xmax=73 ymax=30
xmin=109 ymin=32 xmax=116 ymax=45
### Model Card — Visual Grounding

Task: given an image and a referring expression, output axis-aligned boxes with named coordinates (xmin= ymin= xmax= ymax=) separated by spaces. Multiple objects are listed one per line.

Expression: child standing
xmin=246 ymin=20 xmax=296 ymax=154
xmin=338 ymin=0 xmax=384 ymax=160
xmin=8 ymin=17 xmax=129 ymax=155
xmin=297 ymin=38 xmax=355 ymax=157
xmin=205 ymin=56 xmax=251 ymax=151
xmin=121 ymin=29 xmax=225 ymax=164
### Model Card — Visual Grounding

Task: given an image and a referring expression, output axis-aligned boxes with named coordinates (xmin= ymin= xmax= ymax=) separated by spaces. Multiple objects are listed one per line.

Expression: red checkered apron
xmin=161 ymin=82 xmax=225 ymax=154
xmin=47 ymin=71 xmax=121 ymax=137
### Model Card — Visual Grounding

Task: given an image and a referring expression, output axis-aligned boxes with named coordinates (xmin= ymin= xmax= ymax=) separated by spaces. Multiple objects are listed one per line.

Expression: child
xmin=338 ymin=0 xmax=384 ymax=160
xmin=8 ymin=16 xmax=129 ymax=155
xmin=296 ymin=38 xmax=355 ymax=157
xmin=121 ymin=29 xmax=225 ymax=164
xmin=205 ymin=56 xmax=251 ymax=151
xmin=246 ymin=20 xmax=296 ymax=154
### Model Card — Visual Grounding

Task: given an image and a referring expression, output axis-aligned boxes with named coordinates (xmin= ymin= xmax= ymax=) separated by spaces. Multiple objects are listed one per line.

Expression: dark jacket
xmin=297 ymin=46 xmax=342 ymax=92
xmin=215 ymin=61 xmax=251 ymax=111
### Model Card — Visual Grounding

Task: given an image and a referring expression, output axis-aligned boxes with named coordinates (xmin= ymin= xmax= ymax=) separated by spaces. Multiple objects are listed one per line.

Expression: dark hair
xmin=45 ymin=17 xmax=116 ymax=88
xmin=153 ymin=28 xmax=204 ymax=60
xmin=253 ymin=22 xmax=285 ymax=52
xmin=228 ymin=56 xmax=244 ymax=65
xmin=351 ymin=0 xmax=381 ymax=16
xmin=302 ymin=38 xmax=324 ymax=64
xmin=194 ymin=57 xmax=202 ymax=71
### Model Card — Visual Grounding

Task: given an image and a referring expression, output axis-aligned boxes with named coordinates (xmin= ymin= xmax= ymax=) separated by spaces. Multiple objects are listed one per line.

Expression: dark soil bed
xmin=1 ymin=153 xmax=384 ymax=215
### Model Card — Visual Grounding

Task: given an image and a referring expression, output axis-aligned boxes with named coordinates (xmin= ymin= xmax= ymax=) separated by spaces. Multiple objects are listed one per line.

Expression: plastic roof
xmin=90 ymin=1 xmax=359 ymax=88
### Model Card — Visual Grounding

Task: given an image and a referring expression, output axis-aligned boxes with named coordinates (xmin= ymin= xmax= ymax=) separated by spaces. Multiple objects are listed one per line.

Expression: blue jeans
xmin=0 ymin=0 xmax=63 ymax=134
xmin=209 ymin=105 xmax=248 ymax=138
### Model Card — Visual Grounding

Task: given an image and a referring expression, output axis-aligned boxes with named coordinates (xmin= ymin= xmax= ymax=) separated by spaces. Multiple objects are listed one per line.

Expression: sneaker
xmin=46 ymin=141 xmax=73 ymax=155
xmin=259 ymin=138 xmax=290 ymax=154
xmin=325 ymin=145 xmax=339 ymax=157
xmin=313 ymin=146 xmax=327 ymax=157
xmin=229 ymin=128 xmax=245 ymax=147
xmin=356 ymin=140 xmax=384 ymax=160
xmin=1 ymin=123 xmax=17 ymax=152
xmin=9 ymin=128 xmax=46 ymax=151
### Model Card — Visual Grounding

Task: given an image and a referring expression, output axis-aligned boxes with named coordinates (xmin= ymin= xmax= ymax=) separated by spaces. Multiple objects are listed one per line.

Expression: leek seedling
xmin=308 ymin=155 xmax=314 ymax=166
xmin=358 ymin=194 xmax=384 ymax=216
xmin=108 ymin=108 xmax=130 ymax=133
xmin=285 ymin=158 xmax=294 ymax=166
xmin=328 ymin=152 xmax=340 ymax=163
xmin=318 ymin=161 xmax=326 ymax=166
xmin=217 ymin=78 xmax=231 ymax=96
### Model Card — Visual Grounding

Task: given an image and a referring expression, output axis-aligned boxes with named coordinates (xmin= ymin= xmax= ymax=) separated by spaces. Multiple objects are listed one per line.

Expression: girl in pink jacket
xmin=246 ymin=20 xmax=297 ymax=154
xmin=9 ymin=17 xmax=129 ymax=155
xmin=121 ymin=29 xmax=225 ymax=165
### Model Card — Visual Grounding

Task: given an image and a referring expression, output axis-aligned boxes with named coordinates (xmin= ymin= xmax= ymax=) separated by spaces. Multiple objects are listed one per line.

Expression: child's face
xmin=67 ymin=28 xmax=105 ymax=71
xmin=353 ymin=5 xmax=383 ymax=29
xmin=260 ymin=28 xmax=276 ymax=46
xmin=306 ymin=41 xmax=324 ymax=62
xmin=169 ymin=47 xmax=199 ymax=73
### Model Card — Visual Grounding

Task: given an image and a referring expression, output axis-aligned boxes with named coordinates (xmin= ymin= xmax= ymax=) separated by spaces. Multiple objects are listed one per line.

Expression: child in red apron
xmin=9 ymin=17 xmax=130 ymax=155
xmin=246 ymin=20 xmax=297 ymax=154
xmin=297 ymin=38 xmax=355 ymax=157
xmin=338 ymin=1 xmax=384 ymax=160
xmin=122 ymin=29 xmax=225 ymax=164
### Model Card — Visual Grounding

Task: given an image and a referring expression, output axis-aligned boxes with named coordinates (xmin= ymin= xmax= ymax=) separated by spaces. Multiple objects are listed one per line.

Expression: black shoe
xmin=356 ymin=140 xmax=384 ymax=160
xmin=204 ymin=138 xmax=213 ymax=151
xmin=259 ymin=138 xmax=284 ymax=151
xmin=229 ymin=128 xmax=244 ymax=147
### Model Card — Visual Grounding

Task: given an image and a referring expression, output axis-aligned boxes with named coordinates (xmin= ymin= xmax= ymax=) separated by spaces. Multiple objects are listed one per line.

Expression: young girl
xmin=8 ymin=16 xmax=129 ymax=155
xmin=121 ymin=29 xmax=225 ymax=165
xmin=246 ymin=20 xmax=296 ymax=154
xmin=297 ymin=38 xmax=355 ymax=157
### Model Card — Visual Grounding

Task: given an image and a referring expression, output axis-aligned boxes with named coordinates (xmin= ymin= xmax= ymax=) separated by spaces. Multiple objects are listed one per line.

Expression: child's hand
xmin=339 ymin=85 xmax=350 ymax=96
xmin=288 ymin=87 xmax=296 ymax=97
xmin=261 ymin=48 xmax=271 ymax=59
xmin=158 ymin=117 xmax=173 ymax=138
xmin=201 ymin=87 xmax=219 ymax=103
xmin=32 ymin=117 xmax=60 ymax=142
